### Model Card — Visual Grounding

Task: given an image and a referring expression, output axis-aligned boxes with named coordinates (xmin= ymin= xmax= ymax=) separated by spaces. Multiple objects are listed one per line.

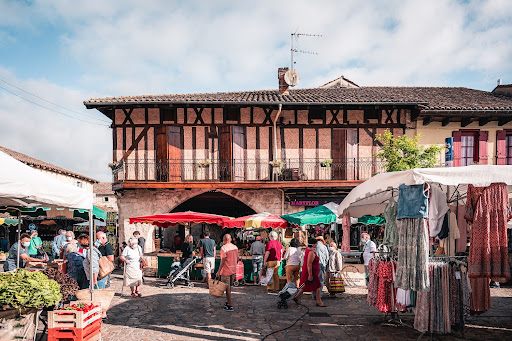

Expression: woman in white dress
xmin=120 ymin=237 xmax=144 ymax=298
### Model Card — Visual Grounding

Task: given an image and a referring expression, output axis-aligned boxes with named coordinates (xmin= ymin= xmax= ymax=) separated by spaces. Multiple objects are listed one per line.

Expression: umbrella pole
xmin=16 ymin=210 xmax=21 ymax=269
xmin=89 ymin=208 xmax=94 ymax=301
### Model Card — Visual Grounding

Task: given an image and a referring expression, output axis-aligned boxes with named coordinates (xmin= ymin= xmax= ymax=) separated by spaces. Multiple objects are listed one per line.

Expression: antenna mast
xmin=290 ymin=32 xmax=322 ymax=70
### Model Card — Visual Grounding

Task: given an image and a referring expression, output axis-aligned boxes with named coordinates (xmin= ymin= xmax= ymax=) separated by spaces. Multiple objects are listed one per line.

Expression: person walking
xmin=216 ymin=234 xmax=238 ymax=312
xmin=96 ymin=231 xmax=114 ymax=288
xmin=263 ymin=231 xmax=283 ymax=292
xmin=250 ymin=236 xmax=265 ymax=285
xmin=284 ymin=238 xmax=301 ymax=287
xmin=51 ymin=229 xmax=66 ymax=260
xmin=362 ymin=232 xmax=377 ymax=284
xmin=3 ymin=233 xmax=45 ymax=271
xmin=28 ymin=230 xmax=44 ymax=259
xmin=326 ymin=242 xmax=343 ymax=297
xmin=83 ymin=244 xmax=107 ymax=289
xmin=199 ymin=230 xmax=216 ymax=288
xmin=313 ymin=236 xmax=329 ymax=300
xmin=120 ymin=237 xmax=144 ymax=298
xmin=133 ymin=231 xmax=146 ymax=254
xmin=293 ymin=238 xmax=325 ymax=307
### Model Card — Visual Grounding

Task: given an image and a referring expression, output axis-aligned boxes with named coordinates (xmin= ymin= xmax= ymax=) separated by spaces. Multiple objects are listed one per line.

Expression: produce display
xmin=63 ymin=302 xmax=98 ymax=313
xmin=0 ymin=269 xmax=62 ymax=309
xmin=43 ymin=267 xmax=79 ymax=303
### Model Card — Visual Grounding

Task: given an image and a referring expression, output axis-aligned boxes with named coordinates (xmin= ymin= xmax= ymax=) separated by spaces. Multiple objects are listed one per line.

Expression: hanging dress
xmin=465 ymin=183 xmax=511 ymax=282
xmin=382 ymin=202 xmax=399 ymax=247
xmin=366 ymin=257 xmax=380 ymax=307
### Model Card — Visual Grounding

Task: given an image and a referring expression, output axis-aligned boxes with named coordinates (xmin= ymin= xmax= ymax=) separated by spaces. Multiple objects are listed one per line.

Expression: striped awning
xmin=223 ymin=212 xmax=287 ymax=229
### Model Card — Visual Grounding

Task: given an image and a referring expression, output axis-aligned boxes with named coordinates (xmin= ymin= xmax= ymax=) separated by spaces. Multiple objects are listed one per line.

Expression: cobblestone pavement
xmin=42 ymin=270 xmax=512 ymax=340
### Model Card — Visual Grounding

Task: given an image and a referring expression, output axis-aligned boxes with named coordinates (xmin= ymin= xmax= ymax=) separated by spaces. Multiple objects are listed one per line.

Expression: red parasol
xmin=222 ymin=212 xmax=288 ymax=229
xmin=129 ymin=211 xmax=231 ymax=228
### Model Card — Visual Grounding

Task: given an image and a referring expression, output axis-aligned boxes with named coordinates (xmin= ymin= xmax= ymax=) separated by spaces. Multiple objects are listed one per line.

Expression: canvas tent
xmin=337 ymin=165 xmax=512 ymax=218
xmin=282 ymin=202 xmax=342 ymax=227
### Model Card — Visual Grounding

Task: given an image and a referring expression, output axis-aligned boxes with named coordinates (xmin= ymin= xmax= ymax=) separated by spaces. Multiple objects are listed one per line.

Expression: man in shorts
xmin=199 ymin=230 xmax=216 ymax=288
xmin=216 ymin=234 xmax=238 ymax=312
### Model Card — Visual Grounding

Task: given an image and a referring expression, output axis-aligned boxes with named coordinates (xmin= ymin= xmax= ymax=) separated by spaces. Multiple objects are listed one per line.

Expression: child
xmin=169 ymin=256 xmax=181 ymax=277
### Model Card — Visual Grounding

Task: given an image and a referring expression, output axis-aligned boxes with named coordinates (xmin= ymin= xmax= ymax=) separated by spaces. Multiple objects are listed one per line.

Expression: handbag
xmin=329 ymin=274 xmax=345 ymax=293
xmin=140 ymin=257 xmax=147 ymax=269
xmin=208 ymin=279 xmax=227 ymax=297
xmin=260 ymin=267 xmax=274 ymax=285
xmin=37 ymin=247 xmax=46 ymax=256
xmin=98 ymin=256 xmax=115 ymax=280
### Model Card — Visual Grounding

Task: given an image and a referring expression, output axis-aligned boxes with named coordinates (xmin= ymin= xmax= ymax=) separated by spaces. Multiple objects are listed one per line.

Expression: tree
xmin=375 ymin=130 xmax=443 ymax=172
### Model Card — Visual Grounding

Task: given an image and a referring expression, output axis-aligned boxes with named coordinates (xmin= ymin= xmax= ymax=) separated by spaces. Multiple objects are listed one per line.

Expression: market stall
xmin=337 ymin=165 xmax=512 ymax=336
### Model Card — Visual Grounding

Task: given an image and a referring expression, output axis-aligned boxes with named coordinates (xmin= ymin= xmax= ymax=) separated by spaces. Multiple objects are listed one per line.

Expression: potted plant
xmin=320 ymin=158 xmax=333 ymax=168
xmin=269 ymin=160 xmax=283 ymax=175
xmin=196 ymin=159 xmax=211 ymax=168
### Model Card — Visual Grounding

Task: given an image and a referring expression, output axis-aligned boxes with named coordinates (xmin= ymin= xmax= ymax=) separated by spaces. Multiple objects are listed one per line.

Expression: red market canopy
xmin=129 ymin=211 xmax=231 ymax=228
xmin=223 ymin=212 xmax=288 ymax=229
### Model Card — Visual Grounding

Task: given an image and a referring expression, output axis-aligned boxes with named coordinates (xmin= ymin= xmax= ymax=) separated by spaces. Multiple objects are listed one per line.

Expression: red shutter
xmin=453 ymin=131 xmax=462 ymax=167
xmin=496 ymin=130 xmax=507 ymax=165
xmin=478 ymin=131 xmax=488 ymax=164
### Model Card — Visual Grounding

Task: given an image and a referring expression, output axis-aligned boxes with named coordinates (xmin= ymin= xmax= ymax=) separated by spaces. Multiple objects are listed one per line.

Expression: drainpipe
xmin=273 ymin=104 xmax=283 ymax=181
xmin=278 ymin=189 xmax=285 ymax=215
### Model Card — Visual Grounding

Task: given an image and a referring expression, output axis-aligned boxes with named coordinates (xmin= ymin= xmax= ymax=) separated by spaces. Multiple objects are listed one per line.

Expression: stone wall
xmin=117 ymin=188 xmax=303 ymax=247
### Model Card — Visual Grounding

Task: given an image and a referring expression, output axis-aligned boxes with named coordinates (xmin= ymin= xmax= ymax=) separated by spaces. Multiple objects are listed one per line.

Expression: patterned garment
xmin=396 ymin=218 xmax=430 ymax=291
xmin=376 ymin=261 xmax=395 ymax=313
xmin=383 ymin=202 xmax=399 ymax=247
xmin=366 ymin=258 xmax=380 ymax=307
xmin=470 ymin=277 xmax=491 ymax=313
xmin=414 ymin=290 xmax=430 ymax=333
xmin=465 ymin=183 xmax=511 ymax=282
xmin=341 ymin=213 xmax=351 ymax=253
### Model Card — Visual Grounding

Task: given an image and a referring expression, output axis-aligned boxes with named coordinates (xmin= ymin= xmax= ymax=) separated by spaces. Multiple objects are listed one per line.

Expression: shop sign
xmin=28 ymin=223 xmax=36 ymax=230
xmin=289 ymin=198 xmax=342 ymax=206
xmin=445 ymin=137 xmax=453 ymax=167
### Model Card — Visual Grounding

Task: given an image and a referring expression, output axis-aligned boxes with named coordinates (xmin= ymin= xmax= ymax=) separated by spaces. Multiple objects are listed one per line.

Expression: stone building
xmin=93 ymin=182 xmax=118 ymax=212
xmin=84 ymin=71 xmax=512 ymax=248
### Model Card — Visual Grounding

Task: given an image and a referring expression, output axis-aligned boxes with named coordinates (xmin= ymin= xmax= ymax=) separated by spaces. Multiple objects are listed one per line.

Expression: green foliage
xmin=375 ymin=130 xmax=443 ymax=172
xmin=0 ymin=269 xmax=62 ymax=309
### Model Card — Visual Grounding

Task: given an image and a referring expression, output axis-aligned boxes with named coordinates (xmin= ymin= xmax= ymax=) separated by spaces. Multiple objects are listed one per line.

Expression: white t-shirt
xmin=122 ymin=245 xmax=142 ymax=267
xmin=284 ymin=247 xmax=301 ymax=266
xmin=363 ymin=240 xmax=377 ymax=265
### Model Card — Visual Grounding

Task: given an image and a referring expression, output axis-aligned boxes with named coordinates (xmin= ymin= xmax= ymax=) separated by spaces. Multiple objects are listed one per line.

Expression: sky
xmin=0 ymin=0 xmax=511 ymax=182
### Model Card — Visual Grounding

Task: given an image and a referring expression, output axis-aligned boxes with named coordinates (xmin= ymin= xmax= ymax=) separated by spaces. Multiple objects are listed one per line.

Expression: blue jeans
xmin=252 ymin=258 xmax=263 ymax=279
xmin=96 ymin=276 xmax=108 ymax=289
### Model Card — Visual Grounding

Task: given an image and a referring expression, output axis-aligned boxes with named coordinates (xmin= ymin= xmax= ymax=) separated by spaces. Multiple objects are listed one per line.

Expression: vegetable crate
xmin=48 ymin=305 xmax=102 ymax=341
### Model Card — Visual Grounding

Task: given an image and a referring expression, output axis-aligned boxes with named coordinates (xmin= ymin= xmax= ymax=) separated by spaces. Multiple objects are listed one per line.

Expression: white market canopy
xmin=0 ymin=150 xmax=93 ymax=209
xmin=337 ymin=165 xmax=512 ymax=218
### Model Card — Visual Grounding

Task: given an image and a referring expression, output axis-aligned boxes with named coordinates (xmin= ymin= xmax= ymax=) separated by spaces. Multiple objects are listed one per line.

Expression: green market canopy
xmin=282 ymin=202 xmax=341 ymax=227
xmin=357 ymin=215 xmax=386 ymax=225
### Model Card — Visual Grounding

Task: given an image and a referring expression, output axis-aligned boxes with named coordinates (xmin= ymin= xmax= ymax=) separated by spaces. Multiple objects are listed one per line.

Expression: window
xmin=461 ymin=133 xmax=478 ymax=166
xmin=507 ymin=134 xmax=512 ymax=165
xmin=308 ymin=108 xmax=325 ymax=123
xmin=76 ymin=181 xmax=82 ymax=188
xmin=224 ymin=107 xmax=240 ymax=122
xmin=104 ymin=197 xmax=109 ymax=202
xmin=160 ymin=108 xmax=177 ymax=122
xmin=453 ymin=130 xmax=484 ymax=167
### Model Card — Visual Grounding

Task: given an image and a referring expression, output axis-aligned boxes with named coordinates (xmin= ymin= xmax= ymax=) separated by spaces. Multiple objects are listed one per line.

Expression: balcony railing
xmin=113 ymin=158 xmax=386 ymax=183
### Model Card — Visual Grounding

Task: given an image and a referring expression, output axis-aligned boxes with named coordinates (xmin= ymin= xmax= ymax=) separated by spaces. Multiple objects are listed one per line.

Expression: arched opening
xmin=171 ymin=191 xmax=256 ymax=217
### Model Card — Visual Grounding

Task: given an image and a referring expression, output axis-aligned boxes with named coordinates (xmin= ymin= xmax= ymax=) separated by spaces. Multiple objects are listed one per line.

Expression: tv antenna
xmin=287 ymin=31 xmax=322 ymax=87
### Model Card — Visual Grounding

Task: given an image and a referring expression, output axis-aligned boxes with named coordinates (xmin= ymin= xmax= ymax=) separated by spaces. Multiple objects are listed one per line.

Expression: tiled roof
xmin=94 ymin=182 xmax=114 ymax=195
xmin=319 ymin=75 xmax=360 ymax=88
xmin=0 ymin=146 xmax=98 ymax=183
xmin=84 ymin=86 xmax=512 ymax=111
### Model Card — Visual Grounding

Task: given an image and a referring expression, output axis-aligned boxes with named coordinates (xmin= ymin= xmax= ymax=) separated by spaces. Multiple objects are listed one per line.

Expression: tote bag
xmin=98 ymin=256 xmax=115 ymax=279
xmin=260 ymin=267 xmax=274 ymax=285
xmin=208 ymin=279 xmax=228 ymax=297
xmin=329 ymin=275 xmax=345 ymax=293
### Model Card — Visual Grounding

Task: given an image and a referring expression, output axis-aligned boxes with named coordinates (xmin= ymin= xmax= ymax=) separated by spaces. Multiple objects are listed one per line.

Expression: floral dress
xmin=366 ymin=258 xmax=380 ymax=307
xmin=376 ymin=261 xmax=394 ymax=313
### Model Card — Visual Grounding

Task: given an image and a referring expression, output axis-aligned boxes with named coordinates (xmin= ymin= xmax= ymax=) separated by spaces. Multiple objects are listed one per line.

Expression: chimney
xmin=278 ymin=67 xmax=289 ymax=94
xmin=497 ymin=79 xmax=502 ymax=86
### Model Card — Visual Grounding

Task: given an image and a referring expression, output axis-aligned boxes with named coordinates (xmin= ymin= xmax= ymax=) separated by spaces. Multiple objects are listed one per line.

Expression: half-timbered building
xmin=84 ymin=70 xmax=512 ymax=247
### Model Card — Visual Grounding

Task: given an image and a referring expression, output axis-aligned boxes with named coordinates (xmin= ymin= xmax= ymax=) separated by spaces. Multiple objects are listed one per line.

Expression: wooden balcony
xmin=112 ymin=158 xmax=384 ymax=190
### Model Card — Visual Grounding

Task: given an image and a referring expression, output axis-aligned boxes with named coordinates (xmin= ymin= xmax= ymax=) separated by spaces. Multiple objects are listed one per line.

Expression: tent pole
xmin=89 ymin=208 xmax=94 ymax=301
xmin=16 ymin=210 xmax=21 ymax=269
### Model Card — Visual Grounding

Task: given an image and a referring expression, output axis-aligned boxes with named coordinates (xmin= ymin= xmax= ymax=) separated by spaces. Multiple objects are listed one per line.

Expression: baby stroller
xmin=277 ymin=282 xmax=307 ymax=309
xmin=167 ymin=256 xmax=198 ymax=289
xmin=233 ymin=260 xmax=246 ymax=287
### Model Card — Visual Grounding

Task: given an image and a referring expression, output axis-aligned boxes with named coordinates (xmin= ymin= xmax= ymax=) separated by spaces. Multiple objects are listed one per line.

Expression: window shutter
xmin=496 ymin=130 xmax=507 ymax=165
xmin=452 ymin=131 xmax=462 ymax=167
xmin=478 ymin=131 xmax=488 ymax=164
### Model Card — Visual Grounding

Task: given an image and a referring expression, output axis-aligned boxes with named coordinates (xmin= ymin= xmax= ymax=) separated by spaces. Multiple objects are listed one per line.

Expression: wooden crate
xmin=48 ymin=319 xmax=101 ymax=341
xmin=48 ymin=305 xmax=101 ymax=329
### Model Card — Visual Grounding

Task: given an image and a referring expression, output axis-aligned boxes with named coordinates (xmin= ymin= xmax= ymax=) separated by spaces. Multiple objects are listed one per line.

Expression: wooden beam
xmin=441 ymin=117 xmax=451 ymax=126
xmin=114 ymin=180 xmax=365 ymax=190
xmin=478 ymin=117 xmax=490 ymax=126
xmin=461 ymin=117 xmax=474 ymax=127
xmin=422 ymin=116 xmax=434 ymax=126
xmin=119 ymin=126 xmax=150 ymax=162
xmin=498 ymin=117 xmax=512 ymax=126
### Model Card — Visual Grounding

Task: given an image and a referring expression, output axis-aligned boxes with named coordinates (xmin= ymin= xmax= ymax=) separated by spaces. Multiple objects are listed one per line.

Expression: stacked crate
xmin=47 ymin=305 xmax=101 ymax=341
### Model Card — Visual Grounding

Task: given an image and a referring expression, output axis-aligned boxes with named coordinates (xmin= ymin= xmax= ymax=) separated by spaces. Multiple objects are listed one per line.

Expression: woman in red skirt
xmin=293 ymin=238 xmax=326 ymax=307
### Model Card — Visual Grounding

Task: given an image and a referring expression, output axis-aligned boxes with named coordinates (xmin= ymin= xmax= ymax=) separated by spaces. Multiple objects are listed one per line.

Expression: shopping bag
xmin=98 ymin=256 xmax=115 ymax=279
xmin=208 ymin=279 xmax=227 ymax=297
xmin=329 ymin=275 xmax=345 ymax=293
xmin=260 ymin=267 xmax=274 ymax=285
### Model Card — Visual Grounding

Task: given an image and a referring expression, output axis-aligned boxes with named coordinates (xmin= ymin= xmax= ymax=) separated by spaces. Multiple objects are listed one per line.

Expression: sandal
xmin=316 ymin=303 xmax=327 ymax=307
xmin=135 ymin=291 xmax=142 ymax=297
xmin=131 ymin=293 xmax=137 ymax=298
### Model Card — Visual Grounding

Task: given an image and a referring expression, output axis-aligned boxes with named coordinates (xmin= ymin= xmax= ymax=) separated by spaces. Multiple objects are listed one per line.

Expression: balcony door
xmin=332 ymin=128 xmax=358 ymax=180
xmin=156 ymin=126 xmax=182 ymax=181
xmin=219 ymin=125 xmax=245 ymax=182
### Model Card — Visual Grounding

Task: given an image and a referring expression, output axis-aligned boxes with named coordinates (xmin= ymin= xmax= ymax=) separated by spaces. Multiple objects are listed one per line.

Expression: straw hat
xmin=315 ymin=236 xmax=326 ymax=244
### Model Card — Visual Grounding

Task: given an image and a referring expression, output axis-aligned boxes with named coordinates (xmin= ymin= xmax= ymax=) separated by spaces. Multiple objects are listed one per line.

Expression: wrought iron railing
xmin=112 ymin=158 xmax=387 ymax=183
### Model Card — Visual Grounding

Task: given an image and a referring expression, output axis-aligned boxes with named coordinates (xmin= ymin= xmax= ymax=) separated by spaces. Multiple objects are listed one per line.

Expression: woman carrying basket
xmin=326 ymin=242 xmax=344 ymax=297
xmin=120 ymin=237 xmax=144 ymax=298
